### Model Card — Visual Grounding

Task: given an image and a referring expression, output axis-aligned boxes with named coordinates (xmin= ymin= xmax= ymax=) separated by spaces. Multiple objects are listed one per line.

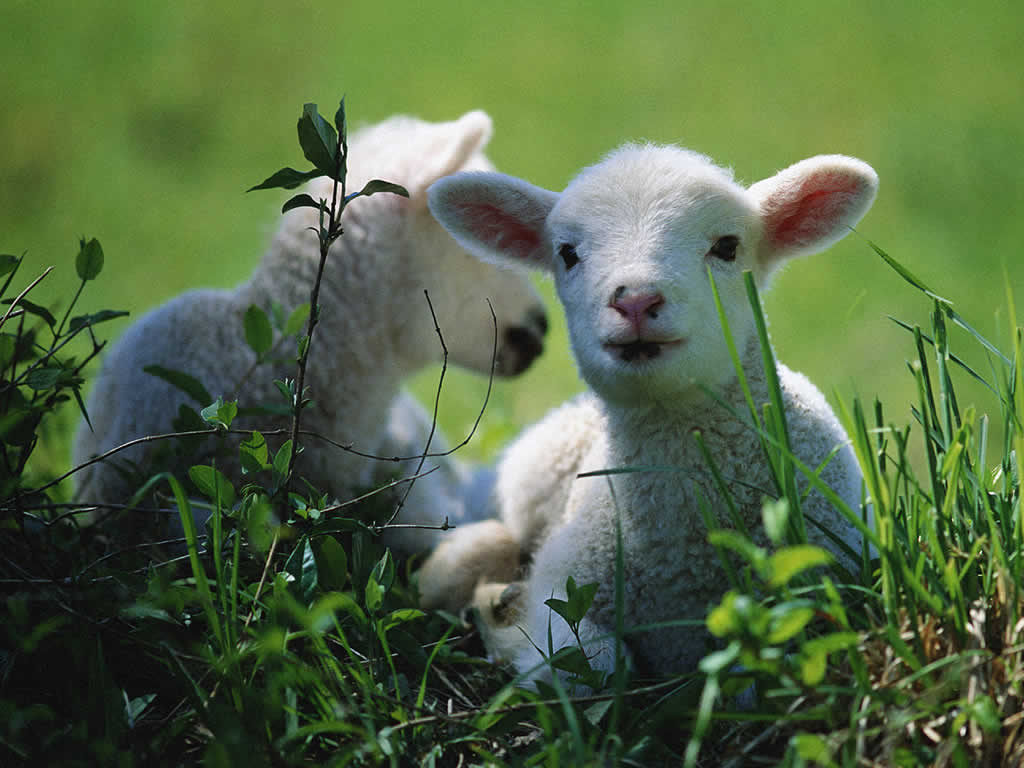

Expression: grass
xmin=2 ymin=229 xmax=1021 ymax=765
xmin=2 ymin=3 xmax=1023 ymax=764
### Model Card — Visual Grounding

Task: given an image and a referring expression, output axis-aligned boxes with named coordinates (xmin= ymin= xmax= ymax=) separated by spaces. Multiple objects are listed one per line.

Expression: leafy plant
xmin=1 ymin=239 xmax=126 ymax=502
xmin=2 ymin=93 xmax=1021 ymax=765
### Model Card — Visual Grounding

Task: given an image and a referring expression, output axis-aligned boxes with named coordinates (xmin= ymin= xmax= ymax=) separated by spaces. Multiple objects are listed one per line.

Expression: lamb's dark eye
xmin=558 ymin=243 xmax=580 ymax=270
xmin=708 ymin=235 xmax=739 ymax=262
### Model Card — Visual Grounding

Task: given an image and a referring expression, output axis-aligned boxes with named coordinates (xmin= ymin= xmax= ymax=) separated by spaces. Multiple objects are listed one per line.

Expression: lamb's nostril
xmin=529 ymin=308 xmax=549 ymax=337
xmin=610 ymin=291 xmax=665 ymax=325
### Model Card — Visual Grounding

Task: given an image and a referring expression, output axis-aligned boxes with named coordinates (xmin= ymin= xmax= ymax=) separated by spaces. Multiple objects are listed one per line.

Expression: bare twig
xmin=243 ymin=528 xmax=280 ymax=633
xmin=384 ymin=295 xmax=499 ymax=529
xmin=384 ymin=291 xmax=447 ymax=527
xmin=0 ymin=265 xmax=53 ymax=330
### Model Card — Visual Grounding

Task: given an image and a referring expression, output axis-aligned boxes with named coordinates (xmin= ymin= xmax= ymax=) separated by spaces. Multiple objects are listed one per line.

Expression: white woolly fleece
xmin=420 ymin=142 xmax=877 ymax=685
xmin=72 ymin=111 xmax=548 ymax=552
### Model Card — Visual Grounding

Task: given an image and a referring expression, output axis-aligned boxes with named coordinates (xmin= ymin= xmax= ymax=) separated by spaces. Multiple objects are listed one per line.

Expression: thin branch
xmin=0 ymin=265 xmax=53 ymax=330
xmin=384 ymin=291 xmax=447 ymax=527
xmin=242 ymin=528 xmax=280 ymax=634
xmin=321 ymin=465 xmax=441 ymax=515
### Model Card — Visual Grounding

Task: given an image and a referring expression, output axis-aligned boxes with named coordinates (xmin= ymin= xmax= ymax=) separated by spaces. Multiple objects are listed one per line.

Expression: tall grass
xmin=2 ymin=227 xmax=1021 ymax=763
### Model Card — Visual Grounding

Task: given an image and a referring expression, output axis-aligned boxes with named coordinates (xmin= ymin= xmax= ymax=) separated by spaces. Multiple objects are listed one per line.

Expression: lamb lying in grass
xmin=421 ymin=143 xmax=877 ymax=683
xmin=72 ymin=110 xmax=548 ymax=552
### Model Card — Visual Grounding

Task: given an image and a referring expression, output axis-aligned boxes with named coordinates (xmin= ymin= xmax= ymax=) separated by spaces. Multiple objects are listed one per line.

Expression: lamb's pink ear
xmin=749 ymin=155 xmax=878 ymax=268
xmin=428 ymin=172 xmax=559 ymax=270
xmin=406 ymin=111 xmax=494 ymax=206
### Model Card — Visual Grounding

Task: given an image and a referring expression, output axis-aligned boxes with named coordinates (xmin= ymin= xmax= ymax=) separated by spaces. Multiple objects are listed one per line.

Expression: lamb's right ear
xmin=428 ymin=172 xmax=559 ymax=269
xmin=749 ymin=155 xmax=879 ymax=269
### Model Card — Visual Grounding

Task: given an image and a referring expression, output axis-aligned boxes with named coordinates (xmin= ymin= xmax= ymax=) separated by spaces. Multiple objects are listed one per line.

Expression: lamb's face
xmin=427 ymin=142 xmax=877 ymax=405
xmin=546 ymin=146 xmax=764 ymax=405
xmin=343 ymin=110 xmax=549 ymax=378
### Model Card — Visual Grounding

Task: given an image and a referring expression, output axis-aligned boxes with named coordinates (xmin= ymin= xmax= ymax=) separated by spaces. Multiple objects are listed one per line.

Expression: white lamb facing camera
xmin=421 ymin=142 xmax=877 ymax=686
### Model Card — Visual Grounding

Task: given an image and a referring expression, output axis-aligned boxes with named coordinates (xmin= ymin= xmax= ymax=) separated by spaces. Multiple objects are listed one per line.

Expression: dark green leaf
xmin=281 ymin=193 xmax=325 ymax=214
xmin=188 ymin=465 xmax=236 ymax=508
xmin=297 ymin=103 xmax=338 ymax=175
xmin=365 ymin=577 xmax=383 ymax=613
xmin=240 ymin=431 xmax=269 ymax=474
xmin=2 ymin=298 xmax=56 ymax=328
xmin=311 ymin=535 xmax=348 ymax=591
xmin=284 ymin=303 xmax=310 ymax=336
xmin=383 ymin=608 xmax=426 ymax=632
xmin=0 ymin=407 xmax=39 ymax=445
xmin=68 ymin=309 xmax=129 ymax=332
xmin=283 ymin=538 xmax=319 ymax=604
xmin=333 ymin=98 xmax=347 ymax=143
xmin=345 ymin=179 xmax=410 ymax=203
xmin=72 ymin=384 xmax=92 ymax=431
xmin=0 ymin=333 xmax=17 ymax=368
xmin=272 ymin=439 xmax=293 ymax=486
xmin=200 ymin=397 xmax=237 ymax=429
xmin=144 ymin=365 xmax=212 ymax=406
xmin=544 ymin=597 xmax=571 ymax=624
xmin=370 ymin=549 xmax=396 ymax=593
xmin=247 ymin=166 xmax=320 ymax=192
xmin=274 ymin=378 xmax=294 ymax=403
xmin=25 ymin=366 xmax=64 ymax=390
xmin=75 ymin=237 xmax=104 ymax=280
xmin=244 ymin=304 xmax=273 ymax=359
xmin=551 ymin=646 xmax=593 ymax=677
xmin=0 ymin=254 xmax=19 ymax=279
xmin=566 ymin=577 xmax=599 ymax=623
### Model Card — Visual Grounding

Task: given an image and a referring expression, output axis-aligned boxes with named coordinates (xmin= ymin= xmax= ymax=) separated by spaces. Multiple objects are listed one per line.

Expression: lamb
xmin=72 ymin=110 xmax=548 ymax=553
xmin=420 ymin=142 xmax=877 ymax=684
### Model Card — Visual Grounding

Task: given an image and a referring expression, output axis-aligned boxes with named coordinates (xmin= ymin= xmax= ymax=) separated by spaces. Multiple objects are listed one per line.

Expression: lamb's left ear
xmin=407 ymin=110 xmax=494 ymax=206
xmin=749 ymin=155 xmax=878 ymax=268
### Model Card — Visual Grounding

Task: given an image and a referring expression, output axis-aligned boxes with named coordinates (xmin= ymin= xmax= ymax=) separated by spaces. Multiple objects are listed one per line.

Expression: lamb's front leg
xmin=417 ymin=520 xmax=521 ymax=613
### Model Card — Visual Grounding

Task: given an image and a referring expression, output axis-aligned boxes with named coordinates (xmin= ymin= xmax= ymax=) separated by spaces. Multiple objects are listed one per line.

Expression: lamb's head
xmin=329 ymin=110 xmax=548 ymax=377
xmin=428 ymin=144 xmax=877 ymax=404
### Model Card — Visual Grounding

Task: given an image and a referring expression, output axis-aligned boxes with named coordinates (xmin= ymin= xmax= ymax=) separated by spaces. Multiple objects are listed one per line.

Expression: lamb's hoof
xmin=493 ymin=583 xmax=524 ymax=624
xmin=473 ymin=581 xmax=525 ymax=627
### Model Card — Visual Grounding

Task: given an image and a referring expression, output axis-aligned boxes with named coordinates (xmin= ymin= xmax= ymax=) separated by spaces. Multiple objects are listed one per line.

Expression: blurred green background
xmin=3 ymin=0 xmax=1022 ymax=479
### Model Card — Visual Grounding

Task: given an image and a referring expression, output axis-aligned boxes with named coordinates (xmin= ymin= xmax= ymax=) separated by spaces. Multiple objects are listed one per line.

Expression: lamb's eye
xmin=708 ymin=235 xmax=739 ymax=262
xmin=558 ymin=243 xmax=580 ymax=270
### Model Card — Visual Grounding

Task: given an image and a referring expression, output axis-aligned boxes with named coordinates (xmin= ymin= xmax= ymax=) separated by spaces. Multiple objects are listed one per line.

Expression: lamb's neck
xmin=239 ymin=232 xmax=410 ymax=414
xmin=601 ymin=337 xmax=772 ymax=465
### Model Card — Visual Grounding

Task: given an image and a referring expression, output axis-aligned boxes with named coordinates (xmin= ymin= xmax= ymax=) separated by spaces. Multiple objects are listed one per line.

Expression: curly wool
xmin=420 ymin=142 xmax=878 ymax=684
xmin=72 ymin=111 xmax=548 ymax=551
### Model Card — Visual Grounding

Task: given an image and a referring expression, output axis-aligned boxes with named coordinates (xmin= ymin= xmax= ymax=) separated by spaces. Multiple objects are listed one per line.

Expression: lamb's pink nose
xmin=610 ymin=289 xmax=664 ymax=329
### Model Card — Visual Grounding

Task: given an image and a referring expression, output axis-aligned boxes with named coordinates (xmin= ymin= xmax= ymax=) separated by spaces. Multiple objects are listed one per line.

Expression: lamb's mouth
xmin=605 ymin=339 xmax=683 ymax=363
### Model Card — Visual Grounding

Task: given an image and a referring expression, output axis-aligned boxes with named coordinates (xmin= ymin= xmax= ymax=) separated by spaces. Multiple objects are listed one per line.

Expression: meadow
xmin=2 ymin=1 xmax=1023 ymax=765
xmin=3 ymin=0 xmax=1022 ymax=468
